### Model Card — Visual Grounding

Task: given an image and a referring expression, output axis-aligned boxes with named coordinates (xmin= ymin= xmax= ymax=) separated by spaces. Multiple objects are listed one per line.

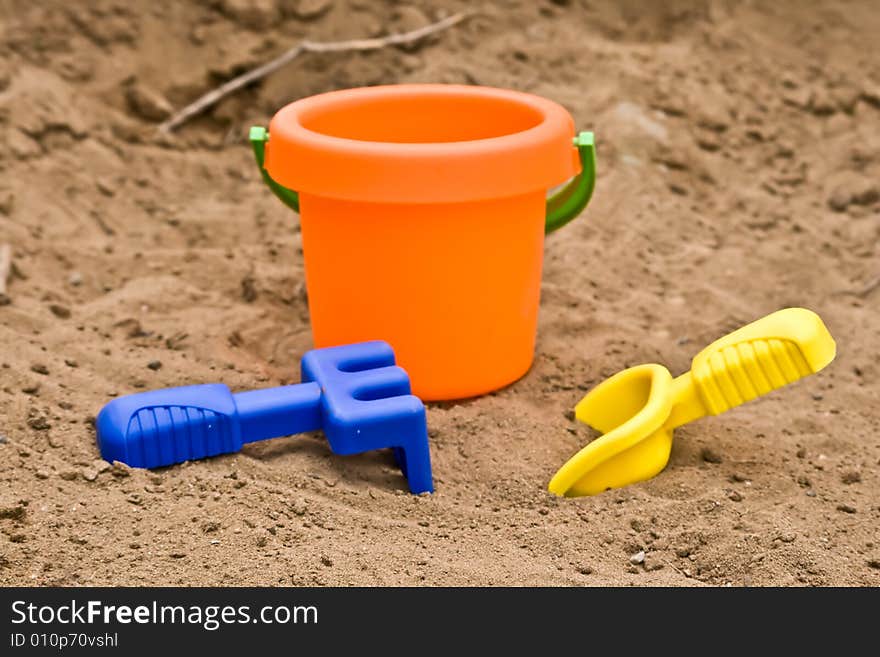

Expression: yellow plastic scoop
xmin=549 ymin=308 xmax=836 ymax=497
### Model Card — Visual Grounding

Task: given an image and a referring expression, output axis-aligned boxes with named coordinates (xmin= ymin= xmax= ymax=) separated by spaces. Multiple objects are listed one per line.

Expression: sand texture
xmin=0 ymin=0 xmax=878 ymax=586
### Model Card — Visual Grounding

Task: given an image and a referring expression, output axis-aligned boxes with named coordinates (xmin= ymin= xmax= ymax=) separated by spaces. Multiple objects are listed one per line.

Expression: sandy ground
xmin=0 ymin=0 xmax=878 ymax=586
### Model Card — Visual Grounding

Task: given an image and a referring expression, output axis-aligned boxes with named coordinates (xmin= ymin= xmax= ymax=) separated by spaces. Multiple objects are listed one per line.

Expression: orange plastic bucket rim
xmin=264 ymin=84 xmax=581 ymax=204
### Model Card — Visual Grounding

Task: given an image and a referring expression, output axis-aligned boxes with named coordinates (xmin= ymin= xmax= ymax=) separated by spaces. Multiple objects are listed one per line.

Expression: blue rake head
xmin=302 ymin=341 xmax=433 ymax=494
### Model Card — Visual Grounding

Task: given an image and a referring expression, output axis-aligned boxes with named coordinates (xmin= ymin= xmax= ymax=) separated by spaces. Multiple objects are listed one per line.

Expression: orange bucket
xmin=251 ymin=85 xmax=595 ymax=401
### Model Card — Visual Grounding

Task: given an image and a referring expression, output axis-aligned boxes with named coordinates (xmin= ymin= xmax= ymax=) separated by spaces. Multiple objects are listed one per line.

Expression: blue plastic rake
xmin=95 ymin=341 xmax=433 ymax=494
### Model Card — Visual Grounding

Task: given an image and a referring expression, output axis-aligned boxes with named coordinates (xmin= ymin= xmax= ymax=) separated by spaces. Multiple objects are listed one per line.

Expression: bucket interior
xmin=298 ymin=92 xmax=545 ymax=144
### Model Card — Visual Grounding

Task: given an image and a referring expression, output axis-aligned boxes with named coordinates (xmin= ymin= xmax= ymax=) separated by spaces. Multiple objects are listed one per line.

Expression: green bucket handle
xmin=249 ymin=126 xmax=595 ymax=233
xmin=250 ymin=126 xmax=300 ymax=213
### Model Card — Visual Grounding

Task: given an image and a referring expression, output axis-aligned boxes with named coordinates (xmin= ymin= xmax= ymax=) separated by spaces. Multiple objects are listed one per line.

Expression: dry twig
xmin=832 ymin=273 xmax=880 ymax=299
xmin=158 ymin=12 xmax=472 ymax=133
xmin=849 ymin=275 xmax=880 ymax=298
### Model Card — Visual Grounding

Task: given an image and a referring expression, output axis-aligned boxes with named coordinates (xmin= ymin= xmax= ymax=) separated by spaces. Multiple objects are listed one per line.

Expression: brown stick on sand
xmin=0 ymin=243 xmax=11 ymax=304
xmin=846 ymin=275 xmax=880 ymax=298
xmin=157 ymin=11 xmax=473 ymax=134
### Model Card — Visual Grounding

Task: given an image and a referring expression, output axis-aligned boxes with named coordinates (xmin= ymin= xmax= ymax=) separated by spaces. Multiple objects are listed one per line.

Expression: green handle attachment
xmin=249 ymin=126 xmax=595 ymax=231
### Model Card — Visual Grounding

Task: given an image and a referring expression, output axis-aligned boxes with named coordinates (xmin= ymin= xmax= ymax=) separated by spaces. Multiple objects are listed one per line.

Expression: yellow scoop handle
xmin=666 ymin=307 xmax=837 ymax=428
xmin=549 ymin=308 xmax=836 ymax=497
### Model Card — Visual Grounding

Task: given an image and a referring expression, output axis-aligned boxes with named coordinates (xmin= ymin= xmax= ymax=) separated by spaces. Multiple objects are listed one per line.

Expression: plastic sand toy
xmin=549 ymin=308 xmax=836 ymax=497
xmin=251 ymin=84 xmax=596 ymax=401
xmin=95 ymin=341 xmax=432 ymax=494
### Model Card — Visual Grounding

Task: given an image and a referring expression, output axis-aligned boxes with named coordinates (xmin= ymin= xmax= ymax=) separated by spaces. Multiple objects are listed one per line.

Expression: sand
xmin=0 ymin=0 xmax=877 ymax=586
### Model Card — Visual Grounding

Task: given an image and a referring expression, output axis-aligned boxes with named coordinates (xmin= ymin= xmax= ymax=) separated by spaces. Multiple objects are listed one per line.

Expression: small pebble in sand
xmin=827 ymin=173 xmax=879 ymax=212
xmin=841 ymin=471 xmax=861 ymax=485
xmin=0 ymin=503 xmax=26 ymax=520
xmin=82 ymin=459 xmax=111 ymax=481
xmin=0 ymin=433 xmax=7 ymax=444
xmin=241 ymin=276 xmax=257 ymax=302
xmin=0 ymin=191 xmax=13 ymax=216
xmin=289 ymin=0 xmax=334 ymax=21
xmin=68 ymin=271 xmax=83 ymax=286
xmin=126 ymin=81 xmax=173 ymax=122
xmin=218 ymin=0 xmax=282 ymax=29
xmin=644 ymin=558 xmax=664 ymax=572
xmin=147 ymin=360 xmax=162 ymax=371
xmin=836 ymin=504 xmax=856 ymax=514
xmin=576 ymin=565 xmax=594 ymax=575
xmin=30 ymin=364 xmax=49 ymax=375
xmin=110 ymin=461 xmax=131 ymax=477
xmin=630 ymin=550 xmax=645 ymax=565
xmin=701 ymin=447 xmax=723 ymax=464
xmin=49 ymin=304 xmax=71 ymax=319
xmin=64 ymin=359 xmax=78 ymax=368
xmin=27 ymin=416 xmax=50 ymax=431
xmin=96 ymin=179 xmax=115 ymax=197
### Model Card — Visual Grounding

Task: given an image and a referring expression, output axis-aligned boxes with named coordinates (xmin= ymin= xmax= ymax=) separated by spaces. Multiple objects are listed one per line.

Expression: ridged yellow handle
xmin=688 ymin=308 xmax=836 ymax=416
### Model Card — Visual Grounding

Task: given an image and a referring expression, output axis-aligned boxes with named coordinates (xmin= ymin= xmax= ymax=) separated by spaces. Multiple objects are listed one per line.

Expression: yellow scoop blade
xmin=548 ymin=364 xmax=674 ymax=497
